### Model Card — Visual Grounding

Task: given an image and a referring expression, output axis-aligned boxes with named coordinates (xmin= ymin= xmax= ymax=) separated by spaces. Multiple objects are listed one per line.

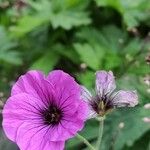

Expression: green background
xmin=0 ymin=0 xmax=150 ymax=149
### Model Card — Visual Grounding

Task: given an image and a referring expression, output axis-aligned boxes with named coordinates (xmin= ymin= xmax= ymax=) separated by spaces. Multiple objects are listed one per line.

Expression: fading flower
xmin=81 ymin=70 xmax=138 ymax=118
xmin=2 ymin=70 xmax=88 ymax=150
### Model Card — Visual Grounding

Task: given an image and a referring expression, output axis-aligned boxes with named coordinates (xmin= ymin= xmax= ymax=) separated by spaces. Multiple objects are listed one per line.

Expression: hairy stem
xmin=96 ymin=117 xmax=105 ymax=150
xmin=76 ymin=133 xmax=96 ymax=150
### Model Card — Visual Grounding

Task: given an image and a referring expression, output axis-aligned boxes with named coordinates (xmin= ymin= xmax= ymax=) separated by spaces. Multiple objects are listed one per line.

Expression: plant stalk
xmin=76 ymin=133 xmax=96 ymax=150
xmin=96 ymin=117 xmax=105 ymax=150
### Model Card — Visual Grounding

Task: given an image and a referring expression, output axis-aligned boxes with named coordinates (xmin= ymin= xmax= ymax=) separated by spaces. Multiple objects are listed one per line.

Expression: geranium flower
xmin=3 ymin=70 xmax=88 ymax=150
xmin=81 ymin=71 xmax=138 ymax=118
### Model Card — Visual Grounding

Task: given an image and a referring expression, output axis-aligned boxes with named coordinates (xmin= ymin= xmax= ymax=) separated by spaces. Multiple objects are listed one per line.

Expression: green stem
xmin=76 ymin=133 xmax=96 ymax=150
xmin=96 ymin=117 xmax=105 ymax=150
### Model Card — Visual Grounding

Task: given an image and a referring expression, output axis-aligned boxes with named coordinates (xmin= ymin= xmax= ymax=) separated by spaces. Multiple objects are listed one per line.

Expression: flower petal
xmin=46 ymin=70 xmax=81 ymax=115
xmin=3 ymin=70 xmax=87 ymax=148
xmin=44 ymin=95 xmax=88 ymax=141
xmin=47 ymin=70 xmax=80 ymax=99
xmin=47 ymin=141 xmax=65 ymax=150
xmin=2 ymin=93 xmax=65 ymax=150
xmin=81 ymin=86 xmax=97 ymax=119
xmin=96 ymin=71 xmax=116 ymax=97
xmin=11 ymin=70 xmax=47 ymax=100
xmin=111 ymin=90 xmax=138 ymax=107
xmin=15 ymin=122 xmax=65 ymax=150
xmin=49 ymin=113 xmax=85 ymax=141
xmin=2 ymin=93 xmax=46 ymax=142
xmin=81 ymin=86 xmax=92 ymax=102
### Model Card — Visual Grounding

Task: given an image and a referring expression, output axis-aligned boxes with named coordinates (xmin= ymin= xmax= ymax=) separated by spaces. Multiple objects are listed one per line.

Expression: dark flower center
xmin=91 ymin=95 xmax=113 ymax=116
xmin=42 ymin=105 xmax=63 ymax=125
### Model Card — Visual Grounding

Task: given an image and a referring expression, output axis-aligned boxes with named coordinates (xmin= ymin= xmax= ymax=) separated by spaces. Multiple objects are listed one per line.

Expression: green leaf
xmin=49 ymin=0 xmax=91 ymax=29
xmin=13 ymin=0 xmax=91 ymax=34
xmin=66 ymin=107 xmax=150 ymax=150
xmin=95 ymin=0 xmax=122 ymax=13
xmin=104 ymin=52 xmax=122 ymax=69
xmin=11 ymin=16 xmax=48 ymax=37
xmin=95 ymin=0 xmax=150 ymax=28
xmin=77 ymin=70 xmax=95 ymax=88
xmin=123 ymin=130 xmax=150 ymax=150
xmin=54 ymin=45 xmax=80 ymax=64
xmin=76 ymin=26 xmax=127 ymax=52
xmin=127 ymin=52 xmax=149 ymax=75
xmin=102 ymin=107 xmax=150 ymax=150
xmin=0 ymin=51 xmax=22 ymax=65
xmin=30 ymin=50 xmax=59 ymax=74
xmin=74 ymin=43 xmax=104 ymax=70
xmin=0 ymin=26 xmax=22 ymax=65
xmin=75 ymin=26 xmax=127 ymax=70
xmin=122 ymin=38 xmax=142 ymax=56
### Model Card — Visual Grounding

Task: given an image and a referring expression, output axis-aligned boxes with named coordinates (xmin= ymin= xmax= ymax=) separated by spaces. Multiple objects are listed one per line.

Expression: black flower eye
xmin=42 ymin=105 xmax=63 ymax=126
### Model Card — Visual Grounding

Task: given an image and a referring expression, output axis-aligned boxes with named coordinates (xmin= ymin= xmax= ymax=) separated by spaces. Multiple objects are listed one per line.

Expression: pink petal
xmin=47 ymin=70 xmax=80 ymax=100
xmin=3 ymin=93 xmax=65 ymax=150
xmin=111 ymin=90 xmax=138 ymax=107
xmin=96 ymin=71 xmax=116 ymax=97
xmin=76 ymin=100 xmax=88 ymax=120
xmin=11 ymin=70 xmax=47 ymax=99
xmin=49 ymin=117 xmax=84 ymax=141
xmin=15 ymin=122 xmax=65 ymax=150
xmin=80 ymin=86 xmax=97 ymax=118
xmin=2 ymin=93 xmax=45 ymax=142
xmin=44 ymin=100 xmax=88 ymax=141
xmin=48 ymin=141 xmax=65 ymax=150
xmin=46 ymin=70 xmax=81 ymax=115
xmin=3 ymin=70 xmax=88 ymax=148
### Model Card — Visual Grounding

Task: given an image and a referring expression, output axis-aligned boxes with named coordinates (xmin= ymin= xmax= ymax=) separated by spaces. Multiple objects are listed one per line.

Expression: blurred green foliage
xmin=0 ymin=0 xmax=150 ymax=150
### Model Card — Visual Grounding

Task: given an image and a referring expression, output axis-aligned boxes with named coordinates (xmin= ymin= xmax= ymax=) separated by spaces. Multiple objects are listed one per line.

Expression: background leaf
xmin=0 ymin=0 xmax=150 ymax=149
xmin=30 ymin=50 xmax=60 ymax=74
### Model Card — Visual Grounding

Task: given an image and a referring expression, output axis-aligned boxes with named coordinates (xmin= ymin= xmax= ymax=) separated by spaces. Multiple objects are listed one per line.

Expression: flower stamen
xmin=42 ymin=105 xmax=63 ymax=125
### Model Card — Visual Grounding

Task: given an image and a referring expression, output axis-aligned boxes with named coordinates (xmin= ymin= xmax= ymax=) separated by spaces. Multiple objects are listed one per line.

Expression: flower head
xmin=3 ymin=70 xmax=88 ymax=150
xmin=81 ymin=71 xmax=138 ymax=118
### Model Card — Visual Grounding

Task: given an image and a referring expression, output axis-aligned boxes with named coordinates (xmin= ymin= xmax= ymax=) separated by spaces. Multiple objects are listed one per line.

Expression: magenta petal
xmin=96 ymin=71 xmax=116 ymax=97
xmin=48 ymin=141 xmax=65 ymax=150
xmin=43 ymin=101 xmax=88 ymax=142
xmin=46 ymin=70 xmax=81 ymax=115
xmin=11 ymin=70 xmax=47 ymax=99
xmin=48 ymin=117 xmax=84 ymax=141
xmin=47 ymin=70 xmax=80 ymax=100
xmin=42 ymin=96 xmax=88 ymax=141
xmin=44 ymin=79 xmax=79 ymax=116
xmin=59 ymin=101 xmax=88 ymax=140
xmin=3 ymin=70 xmax=88 ymax=149
xmin=15 ymin=122 xmax=65 ymax=150
xmin=111 ymin=90 xmax=138 ymax=107
xmin=2 ymin=93 xmax=45 ymax=142
xmin=2 ymin=93 xmax=65 ymax=150
xmin=76 ymin=100 xmax=88 ymax=120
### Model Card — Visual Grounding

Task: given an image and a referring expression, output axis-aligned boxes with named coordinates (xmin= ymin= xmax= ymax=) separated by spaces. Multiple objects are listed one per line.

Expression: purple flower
xmin=81 ymin=70 xmax=138 ymax=118
xmin=2 ymin=70 xmax=88 ymax=150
